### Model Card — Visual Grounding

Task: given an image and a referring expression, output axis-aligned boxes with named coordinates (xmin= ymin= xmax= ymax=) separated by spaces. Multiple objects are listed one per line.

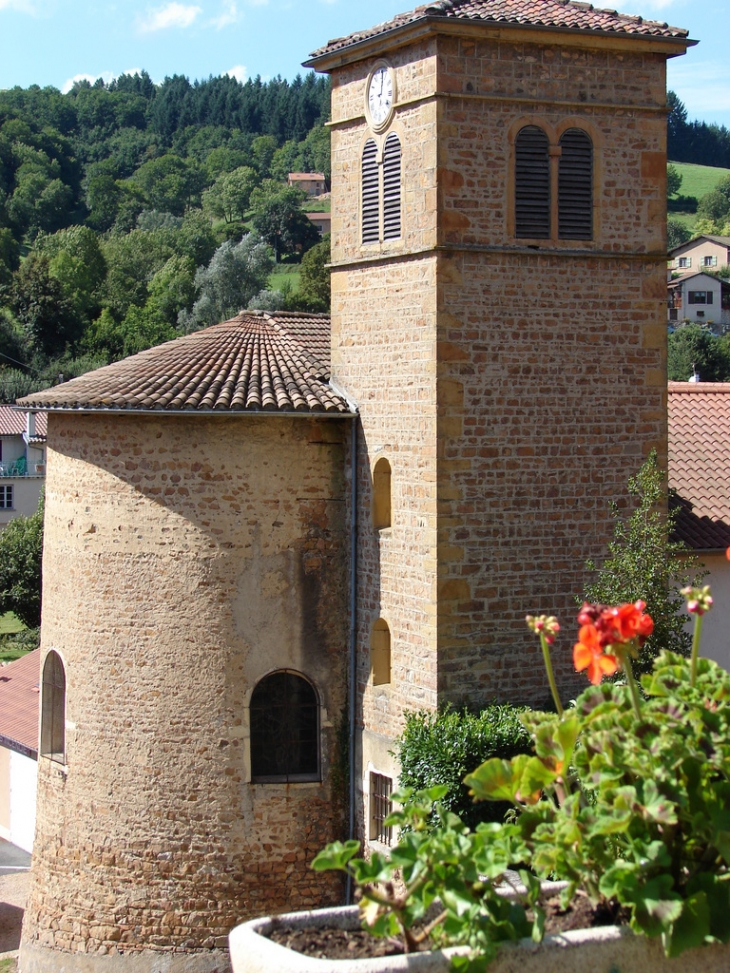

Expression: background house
xmin=287 ymin=172 xmax=327 ymax=196
xmin=0 ymin=649 xmax=39 ymax=854
xmin=0 ymin=407 xmax=46 ymax=529
xmin=667 ymin=271 xmax=730 ymax=328
xmin=305 ymin=211 xmax=331 ymax=236
xmin=668 ymin=381 xmax=730 ymax=669
xmin=669 ymin=234 xmax=730 ymax=273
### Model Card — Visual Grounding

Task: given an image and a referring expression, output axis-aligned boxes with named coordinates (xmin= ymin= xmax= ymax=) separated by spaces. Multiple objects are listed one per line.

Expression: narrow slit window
xmin=369 ymin=772 xmax=393 ymax=845
xmin=515 ymin=126 xmax=550 ymax=239
xmin=382 ymin=133 xmax=401 ymax=240
xmin=250 ymin=670 xmax=319 ymax=783
xmin=372 ymin=457 xmax=391 ymax=530
xmin=41 ymin=650 xmax=66 ymax=763
xmin=362 ymin=139 xmax=380 ymax=245
xmin=370 ymin=619 xmax=391 ymax=686
xmin=558 ymin=129 xmax=593 ymax=240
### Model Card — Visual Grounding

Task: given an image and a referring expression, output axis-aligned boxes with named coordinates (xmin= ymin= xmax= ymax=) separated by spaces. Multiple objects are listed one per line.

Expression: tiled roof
xmin=308 ymin=0 xmax=688 ymax=60
xmin=668 ymin=382 xmax=730 ymax=551
xmin=17 ymin=312 xmax=353 ymax=416
xmin=288 ymin=172 xmax=326 ymax=181
xmin=0 ymin=649 xmax=39 ymax=758
xmin=0 ymin=406 xmax=47 ymax=438
xmin=670 ymin=235 xmax=730 ymax=256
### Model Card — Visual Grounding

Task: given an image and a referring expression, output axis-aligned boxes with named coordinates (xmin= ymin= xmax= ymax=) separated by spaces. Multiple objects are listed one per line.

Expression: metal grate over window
xmin=250 ymin=671 xmax=320 ymax=783
xmin=41 ymin=650 xmax=66 ymax=763
xmin=362 ymin=139 xmax=380 ymax=245
xmin=558 ymin=129 xmax=593 ymax=240
xmin=369 ymin=772 xmax=393 ymax=845
xmin=382 ymin=133 xmax=402 ymax=241
xmin=515 ymin=126 xmax=550 ymax=239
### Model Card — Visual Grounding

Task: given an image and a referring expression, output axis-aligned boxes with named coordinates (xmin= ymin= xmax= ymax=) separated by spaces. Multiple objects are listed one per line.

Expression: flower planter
xmin=229 ymin=905 xmax=730 ymax=973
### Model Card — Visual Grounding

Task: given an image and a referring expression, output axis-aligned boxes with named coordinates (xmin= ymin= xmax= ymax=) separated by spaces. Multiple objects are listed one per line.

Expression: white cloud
xmin=137 ymin=2 xmax=201 ymax=33
xmin=225 ymin=64 xmax=247 ymax=83
xmin=211 ymin=0 xmax=240 ymax=28
xmin=0 ymin=0 xmax=37 ymax=11
xmin=61 ymin=71 xmax=114 ymax=93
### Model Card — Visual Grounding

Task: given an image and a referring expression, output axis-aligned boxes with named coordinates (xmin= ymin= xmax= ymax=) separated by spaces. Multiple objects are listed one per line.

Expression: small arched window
xmin=370 ymin=619 xmax=391 ymax=686
xmin=383 ymin=133 xmax=402 ymax=241
xmin=250 ymin=671 xmax=319 ymax=783
xmin=558 ymin=129 xmax=593 ymax=240
xmin=362 ymin=139 xmax=380 ymax=245
xmin=41 ymin=650 xmax=65 ymax=763
xmin=515 ymin=126 xmax=550 ymax=239
xmin=372 ymin=457 xmax=392 ymax=530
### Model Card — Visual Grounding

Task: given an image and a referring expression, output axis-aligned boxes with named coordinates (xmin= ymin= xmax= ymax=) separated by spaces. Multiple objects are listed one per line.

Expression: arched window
xmin=370 ymin=619 xmax=391 ymax=686
xmin=383 ymin=133 xmax=402 ymax=241
xmin=372 ymin=457 xmax=392 ymax=530
xmin=558 ymin=129 xmax=593 ymax=240
xmin=250 ymin=671 xmax=319 ymax=783
xmin=362 ymin=139 xmax=380 ymax=245
xmin=41 ymin=650 xmax=65 ymax=763
xmin=515 ymin=126 xmax=550 ymax=239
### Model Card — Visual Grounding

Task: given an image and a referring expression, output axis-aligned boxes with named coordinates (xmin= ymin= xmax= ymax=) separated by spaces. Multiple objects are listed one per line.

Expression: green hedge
xmin=394 ymin=705 xmax=533 ymax=828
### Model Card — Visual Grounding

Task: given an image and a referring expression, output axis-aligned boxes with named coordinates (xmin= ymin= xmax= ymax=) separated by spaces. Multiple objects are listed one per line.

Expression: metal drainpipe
xmin=346 ymin=416 xmax=358 ymax=906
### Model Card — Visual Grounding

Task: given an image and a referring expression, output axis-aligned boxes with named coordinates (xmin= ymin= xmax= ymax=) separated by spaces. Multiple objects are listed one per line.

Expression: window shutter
xmin=515 ymin=126 xmax=550 ymax=239
xmin=708 ymin=291 xmax=714 ymax=305
xmin=558 ymin=129 xmax=593 ymax=240
xmin=362 ymin=139 xmax=379 ymax=244
xmin=383 ymin=133 xmax=401 ymax=240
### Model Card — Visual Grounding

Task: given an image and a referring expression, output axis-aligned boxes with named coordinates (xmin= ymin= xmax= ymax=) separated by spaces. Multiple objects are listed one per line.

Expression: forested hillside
xmin=0 ymin=71 xmax=332 ymax=401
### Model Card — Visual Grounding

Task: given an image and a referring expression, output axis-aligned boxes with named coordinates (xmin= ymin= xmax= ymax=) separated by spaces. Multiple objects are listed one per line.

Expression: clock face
xmin=368 ymin=66 xmax=394 ymax=128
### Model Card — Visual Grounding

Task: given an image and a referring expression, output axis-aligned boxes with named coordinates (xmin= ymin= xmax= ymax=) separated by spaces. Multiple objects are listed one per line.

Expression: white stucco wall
xmin=0 ymin=746 xmax=37 ymax=853
xmin=683 ymin=554 xmax=730 ymax=671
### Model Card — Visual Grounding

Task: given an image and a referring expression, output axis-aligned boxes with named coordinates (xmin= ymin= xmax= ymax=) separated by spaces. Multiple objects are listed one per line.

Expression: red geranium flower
xmin=609 ymin=601 xmax=654 ymax=643
xmin=573 ymin=623 xmax=619 ymax=685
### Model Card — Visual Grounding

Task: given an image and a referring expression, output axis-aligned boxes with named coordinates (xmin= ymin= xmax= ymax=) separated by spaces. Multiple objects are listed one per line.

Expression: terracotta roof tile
xmin=17 ymin=312 xmax=353 ymax=416
xmin=0 ymin=406 xmax=47 ymax=438
xmin=308 ymin=0 xmax=688 ymax=60
xmin=0 ymin=649 xmax=39 ymax=757
xmin=668 ymin=382 xmax=730 ymax=551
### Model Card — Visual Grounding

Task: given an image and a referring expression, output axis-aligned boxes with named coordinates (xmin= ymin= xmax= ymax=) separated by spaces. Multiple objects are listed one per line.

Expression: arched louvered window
xmin=362 ymin=139 xmax=380 ymax=245
xmin=515 ymin=126 xmax=550 ymax=239
xmin=250 ymin=670 xmax=320 ymax=783
xmin=383 ymin=133 xmax=402 ymax=241
xmin=558 ymin=129 xmax=593 ymax=240
xmin=41 ymin=650 xmax=66 ymax=764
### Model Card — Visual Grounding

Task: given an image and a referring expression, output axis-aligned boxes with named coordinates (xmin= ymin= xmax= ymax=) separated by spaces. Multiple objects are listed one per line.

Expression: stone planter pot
xmin=229 ymin=904 xmax=730 ymax=973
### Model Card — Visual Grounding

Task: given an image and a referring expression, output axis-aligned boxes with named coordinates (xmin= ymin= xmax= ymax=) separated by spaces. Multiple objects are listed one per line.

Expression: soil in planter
xmin=266 ymin=896 xmax=629 ymax=961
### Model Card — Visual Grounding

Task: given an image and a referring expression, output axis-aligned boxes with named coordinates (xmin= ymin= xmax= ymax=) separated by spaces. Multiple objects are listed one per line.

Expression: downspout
xmin=346 ymin=416 xmax=358 ymax=905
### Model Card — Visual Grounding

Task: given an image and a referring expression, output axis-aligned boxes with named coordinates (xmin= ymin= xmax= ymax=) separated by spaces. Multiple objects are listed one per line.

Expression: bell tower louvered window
xmin=515 ymin=126 xmax=550 ymax=239
xmin=558 ymin=129 xmax=593 ymax=240
xmin=362 ymin=139 xmax=380 ymax=244
xmin=382 ymin=133 xmax=401 ymax=240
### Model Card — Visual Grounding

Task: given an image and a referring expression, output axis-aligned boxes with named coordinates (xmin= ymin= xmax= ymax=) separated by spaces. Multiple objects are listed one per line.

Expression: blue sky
xmin=0 ymin=0 xmax=727 ymax=128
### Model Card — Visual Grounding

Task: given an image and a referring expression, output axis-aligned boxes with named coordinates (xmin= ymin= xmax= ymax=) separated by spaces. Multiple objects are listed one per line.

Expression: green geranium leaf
xmin=663 ymin=893 xmax=710 ymax=958
xmin=466 ymin=755 xmax=529 ymax=802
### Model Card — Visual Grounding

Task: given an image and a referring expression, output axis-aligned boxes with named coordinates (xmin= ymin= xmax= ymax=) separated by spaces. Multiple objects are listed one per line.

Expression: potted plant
xmin=229 ymin=588 xmax=730 ymax=972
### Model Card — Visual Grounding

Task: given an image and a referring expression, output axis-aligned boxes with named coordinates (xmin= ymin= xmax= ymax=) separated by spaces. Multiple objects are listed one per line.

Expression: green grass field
xmin=0 ymin=612 xmax=23 ymax=635
xmin=269 ymin=268 xmax=301 ymax=292
xmin=670 ymin=162 xmax=730 ymax=202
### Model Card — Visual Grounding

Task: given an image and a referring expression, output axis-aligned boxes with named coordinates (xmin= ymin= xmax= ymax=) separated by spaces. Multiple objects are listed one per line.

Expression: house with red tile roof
xmin=669 ymin=382 xmax=730 ymax=669
xmin=0 ymin=406 xmax=46 ymax=529
xmin=0 ymin=649 xmax=39 ymax=853
xmin=287 ymin=172 xmax=327 ymax=196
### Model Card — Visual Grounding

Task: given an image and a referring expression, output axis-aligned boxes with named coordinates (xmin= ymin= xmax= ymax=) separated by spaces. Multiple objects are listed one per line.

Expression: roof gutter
xmin=12 ymin=406 xmax=357 ymax=420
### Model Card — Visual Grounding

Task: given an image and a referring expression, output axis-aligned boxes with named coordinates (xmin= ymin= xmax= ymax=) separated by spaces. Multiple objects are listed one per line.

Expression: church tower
xmin=305 ymin=1 xmax=692 ymax=837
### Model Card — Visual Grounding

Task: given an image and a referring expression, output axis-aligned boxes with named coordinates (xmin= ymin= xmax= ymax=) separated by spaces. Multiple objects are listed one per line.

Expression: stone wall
xmin=328 ymin=22 xmax=670 ymax=826
xmin=22 ymin=413 xmax=350 ymax=967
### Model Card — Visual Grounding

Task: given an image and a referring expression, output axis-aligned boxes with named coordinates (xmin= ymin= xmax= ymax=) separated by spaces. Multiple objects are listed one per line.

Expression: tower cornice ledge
xmin=329 ymin=244 xmax=670 ymax=272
